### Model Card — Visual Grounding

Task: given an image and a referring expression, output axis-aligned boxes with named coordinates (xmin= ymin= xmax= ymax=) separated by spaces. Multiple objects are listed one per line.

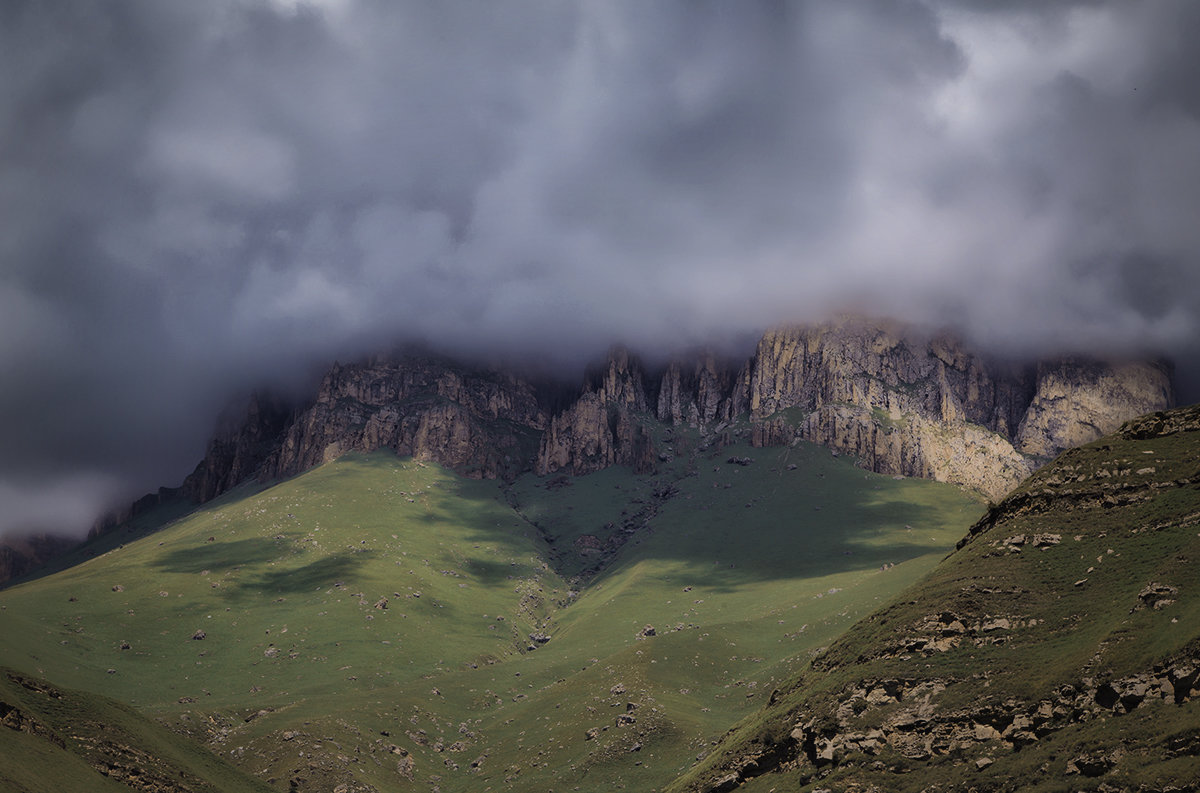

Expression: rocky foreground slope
xmin=169 ymin=317 xmax=1170 ymax=520
xmin=667 ymin=402 xmax=1200 ymax=793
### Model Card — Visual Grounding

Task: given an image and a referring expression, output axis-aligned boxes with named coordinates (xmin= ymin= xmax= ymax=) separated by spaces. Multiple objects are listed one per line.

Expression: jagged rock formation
xmin=181 ymin=391 xmax=292 ymax=503
xmin=132 ymin=318 xmax=1175 ymax=519
xmin=747 ymin=319 xmax=1032 ymax=432
xmin=262 ymin=354 xmax=549 ymax=482
xmin=668 ymin=402 xmax=1200 ymax=793
xmin=734 ymin=318 xmax=1174 ymax=499
xmin=656 ymin=352 xmax=742 ymax=426
xmin=537 ymin=348 xmax=657 ymax=475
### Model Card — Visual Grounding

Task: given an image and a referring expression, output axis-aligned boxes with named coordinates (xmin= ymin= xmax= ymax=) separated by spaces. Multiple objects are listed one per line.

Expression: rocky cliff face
xmin=1015 ymin=358 xmax=1174 ymax=457
xmin=6 ymin=320 xmax=1176 ymax=589
xmin=795 ymin=405 xmax=1036 ymax=500
xmin=655 ymin=352 xmax=742 ymax=426
xmin=181 ymin=391 xmax=292 ymax=503
xmin=728 ymin=318 xmax=1173 ymax=500
xmin=265 ymin=354 xmax=549 ymax=482
xmin=737 ymin=319 xmax=1042 ymax=498
xmin=536 ymin=348 xmax=657 ymax=475
xmin=157 ymin=318 xmax=1176 ymax=512
xmin=745 ymin=318 xmax=1035 ymax=431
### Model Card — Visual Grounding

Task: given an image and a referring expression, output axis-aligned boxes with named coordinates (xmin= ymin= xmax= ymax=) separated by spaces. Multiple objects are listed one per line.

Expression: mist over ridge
xmin=2 ymin=1 xmax=1200 ymax=537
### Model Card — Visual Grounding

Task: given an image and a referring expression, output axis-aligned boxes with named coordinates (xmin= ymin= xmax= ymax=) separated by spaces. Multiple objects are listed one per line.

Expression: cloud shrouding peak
xmin=2 ymin=0 xmax=1200 ymax=536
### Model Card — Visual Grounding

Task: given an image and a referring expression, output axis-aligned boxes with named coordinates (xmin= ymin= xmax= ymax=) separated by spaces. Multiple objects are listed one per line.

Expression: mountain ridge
xmin=57 ymin=317 xmax=1172 ymax=569
xmin=174 ymin=318 xmax=1171 ymax=505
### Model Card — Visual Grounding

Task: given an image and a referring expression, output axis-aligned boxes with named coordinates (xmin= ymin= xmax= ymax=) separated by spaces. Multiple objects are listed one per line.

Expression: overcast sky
xmin=3 ymin=0 xmax=1200 ymax=538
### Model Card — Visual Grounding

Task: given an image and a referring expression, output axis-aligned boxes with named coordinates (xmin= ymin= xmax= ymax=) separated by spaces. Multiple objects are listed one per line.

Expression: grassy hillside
xmin=669 ymin=404 xmax=1200 ymax=793
xmin=0 ymin=435 xmax=980 ymax=792
xmin=0 ymin=665 xmax=273 ymax=793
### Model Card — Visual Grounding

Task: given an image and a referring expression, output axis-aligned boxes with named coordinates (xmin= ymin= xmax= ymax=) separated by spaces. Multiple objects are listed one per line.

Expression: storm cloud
xmin=3 ymin=0 xmax=1200 ymax=536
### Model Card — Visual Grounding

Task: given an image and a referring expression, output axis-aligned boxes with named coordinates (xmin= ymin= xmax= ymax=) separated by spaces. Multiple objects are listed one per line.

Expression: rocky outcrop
xmin=744 ymin=318 xmax=1035 ymax=431
xmin=536 ymin=348 xmax=657 ymax=475
xmin=797 ymin=405 xmax=1035 ymax=500
xmin=266 ymin=354 xmax=548 ymax=481
xmin=656 ymin=353 xmax=742 ymax=426
xmin=181 ymin=391 xmax=292 ymax=503
xmin=1016 ymin=358 xmax=1175 ymax=456
xmin=780 ymin=652 xmax=1200 ymax=772
xmin=729 ymin=318 xmax=1173 ymax=499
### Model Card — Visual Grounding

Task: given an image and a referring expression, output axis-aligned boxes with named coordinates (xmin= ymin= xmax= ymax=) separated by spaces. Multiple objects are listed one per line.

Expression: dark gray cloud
xmin=2 ymin=0 xmax=1199 ymax=536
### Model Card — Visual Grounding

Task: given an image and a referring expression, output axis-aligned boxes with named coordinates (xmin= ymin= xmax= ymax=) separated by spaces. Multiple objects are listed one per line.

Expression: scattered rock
xmin=1066 ymin=750 xmax=1122 ymax=777
xmin=637 ymin=625 xmax=656 ymax=638
xmin=1134 ymin=582 xmax=1178 ymax=611
xmin=191 ymin=630 xmax=206 ymax=640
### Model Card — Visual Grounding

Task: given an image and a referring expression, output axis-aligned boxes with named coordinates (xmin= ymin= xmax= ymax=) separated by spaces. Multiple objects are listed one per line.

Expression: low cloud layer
xmin=3 ymin=0 xmax=1200 ymax=536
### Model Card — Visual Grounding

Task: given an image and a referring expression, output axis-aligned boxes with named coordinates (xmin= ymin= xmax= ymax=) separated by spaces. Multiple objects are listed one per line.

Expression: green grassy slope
xmin=0 ymin=666 xmax=274 ymax=793
xmin=0 ymin=437 xmax=981 ymax=792
xmin=668 ymin=404 xmax=1200 ymax=793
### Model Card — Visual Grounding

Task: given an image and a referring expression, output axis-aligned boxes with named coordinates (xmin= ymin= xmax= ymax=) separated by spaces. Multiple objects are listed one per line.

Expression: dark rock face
xmin=264 ymin=355 xmax=549 ymax=482
xmin=181 ymin=391 xmax=292 ymax=503
xmin=656 ymin=352 xmax=743 ymax=426
xmin=536 ymin=348 xmax=657 ymax=476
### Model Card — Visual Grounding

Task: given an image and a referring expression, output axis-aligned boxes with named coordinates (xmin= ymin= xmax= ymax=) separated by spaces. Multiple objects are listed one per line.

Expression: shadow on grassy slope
xmin=152 ymin=534 xmax=378 ymax=596
xmin=153 ymin=537 xmax=288 ymax=574
xmin=536 ymin=442 xmax=982 ymax=592
xmin=242 ymin=553 xmax=377 ymax=595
